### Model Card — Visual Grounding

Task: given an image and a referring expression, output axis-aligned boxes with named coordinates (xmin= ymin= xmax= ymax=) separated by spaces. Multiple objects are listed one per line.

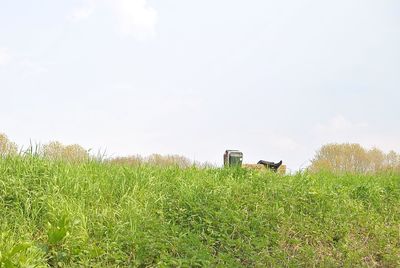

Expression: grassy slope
xmin=0 ymin=156 xmax=399 ymax=267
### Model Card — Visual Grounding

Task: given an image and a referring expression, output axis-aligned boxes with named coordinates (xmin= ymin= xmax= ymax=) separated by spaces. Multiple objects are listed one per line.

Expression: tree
xmin=146 ymin=154 xmax=192 ymax=168
xmin=108 ymin=155 xmax=143 ymax=166
xmin=109 ymin=154 xmax=193 ymax=168
xmin=42 ymin=141 xmax=89 ymax=163
xmin=384 ymin=150 xmax=400 ymax=171
xmin=367 ymin=148 xmax=385 ymax=172
xmin=0 ymin=133 xmax=18 ymax=157
xmin=309 ymin=143 xmax=400 ymax=174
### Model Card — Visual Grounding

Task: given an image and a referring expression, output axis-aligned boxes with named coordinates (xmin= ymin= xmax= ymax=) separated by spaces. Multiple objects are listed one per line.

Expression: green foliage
xmin=0 ymin=243 xmax=31 ymax=268
xmin=0 ymin=156 xmax=399 ymax=267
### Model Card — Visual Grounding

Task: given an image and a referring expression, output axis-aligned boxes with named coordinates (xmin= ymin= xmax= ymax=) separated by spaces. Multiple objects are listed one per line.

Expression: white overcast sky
xmin=1 ymin=0 xmax=399 ymax=170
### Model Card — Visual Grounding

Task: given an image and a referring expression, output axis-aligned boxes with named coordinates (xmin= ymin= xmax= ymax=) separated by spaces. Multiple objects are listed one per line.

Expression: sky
xmin=1 ymin=0 xmax=399 ymax=171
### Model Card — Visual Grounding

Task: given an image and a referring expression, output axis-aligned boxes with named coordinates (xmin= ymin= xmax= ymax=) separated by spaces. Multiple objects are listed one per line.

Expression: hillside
xmin=0 ymin=156 xmax=399 ymax=267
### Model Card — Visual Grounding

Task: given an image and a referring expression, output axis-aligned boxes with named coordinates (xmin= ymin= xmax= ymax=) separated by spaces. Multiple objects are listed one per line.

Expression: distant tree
xmin=146 ymin=154 xmax=192 ymax=168
xmin=42 ymin=141 xmax=89 ymax=163
xmin=108 ymin=155 xmax=143 ymax=166
xmin=109 ymin=154 xmax=193 ymax=168
xmin=309 ymin=143 xmax=400 ymax=174
xmin=0 ymin=133 xmax=18 ymax=157
xmin=42 ymin=141 xmax=64 ymax=160
xmin=367 ymin=147 xmax=385 ymax=172
xmin=63 ymin=144 xmax=90 ymax=162
xmin=194 ymin=161 xmax=216 ymax=169
xmin=384 ymin=150 xmax=400 ymax=171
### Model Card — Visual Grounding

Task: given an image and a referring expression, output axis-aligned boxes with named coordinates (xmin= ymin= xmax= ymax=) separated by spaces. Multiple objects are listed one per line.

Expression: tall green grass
xmin=0 ymin=156 xmax=399 ymax=267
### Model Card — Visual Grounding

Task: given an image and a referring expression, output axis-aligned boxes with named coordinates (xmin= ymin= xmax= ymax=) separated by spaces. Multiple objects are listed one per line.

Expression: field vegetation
xmin=0 ymin=133 xmax=399 ymax=267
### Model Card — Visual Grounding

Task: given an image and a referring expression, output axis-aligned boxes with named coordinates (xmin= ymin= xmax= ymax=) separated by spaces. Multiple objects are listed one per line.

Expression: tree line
xmin=309 ymin=143 xmax=400 ymax=174
xmin=0 ymin=133 xmax=199 ymax=168
xmin=1 ymin=133 xmax=399 ymax=173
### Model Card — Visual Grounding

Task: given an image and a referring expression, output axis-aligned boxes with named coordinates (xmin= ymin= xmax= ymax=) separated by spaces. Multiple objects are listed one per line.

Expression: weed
xmin=0 ymin=156 xmax=399 ymax=267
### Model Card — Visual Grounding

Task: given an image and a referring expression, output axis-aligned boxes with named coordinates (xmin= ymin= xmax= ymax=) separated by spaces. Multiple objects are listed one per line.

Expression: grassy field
xmin=0 ymin=156 xmax=399 ymax=267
